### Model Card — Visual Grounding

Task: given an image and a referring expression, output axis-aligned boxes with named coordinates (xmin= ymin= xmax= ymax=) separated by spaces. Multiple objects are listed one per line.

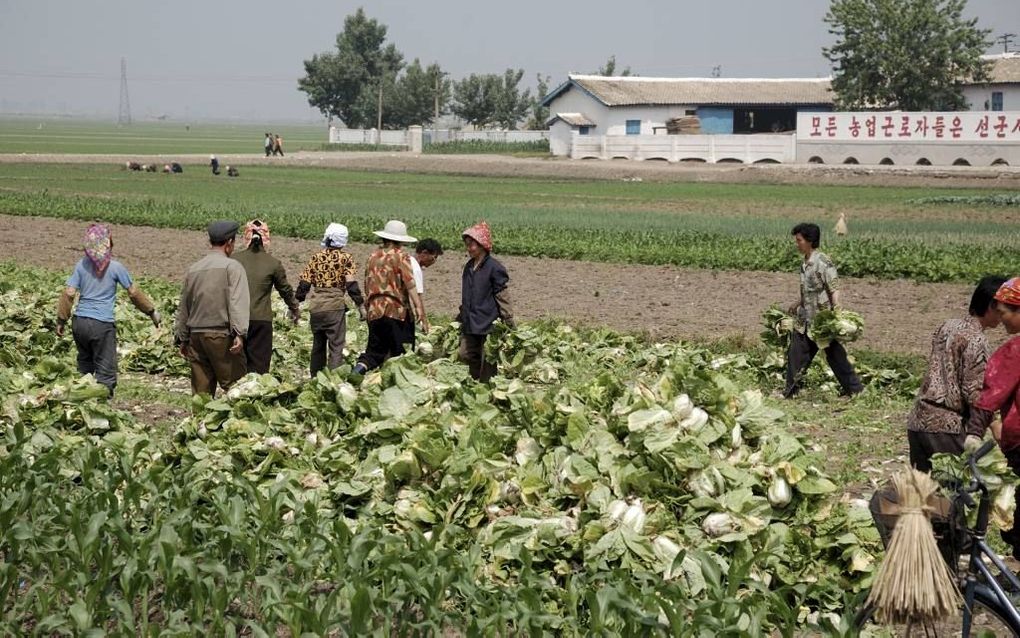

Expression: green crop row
xmin=423 ymin=139 xmax=550 ymax=155
xmin=2 ymin=186 xmax=1019 ymax=283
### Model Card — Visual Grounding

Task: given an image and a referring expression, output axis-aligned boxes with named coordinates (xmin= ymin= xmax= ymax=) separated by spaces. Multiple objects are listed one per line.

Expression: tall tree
xmin=823 ymin=0 xmax=990 ymax=110
xmin=298 ymin=8 xmax=404 ymax=128
xmin=388 ymin=60 xmax=451 ymax=128
xmin=525 ymin=73 xmax=552 ymax=130
xmin=451 ymin=73 xmax=499 ymax=128
xmin=594 ymin=55 xmax=633 ymax=77
xmin=492 ymin=68 xmax=532 ymax=130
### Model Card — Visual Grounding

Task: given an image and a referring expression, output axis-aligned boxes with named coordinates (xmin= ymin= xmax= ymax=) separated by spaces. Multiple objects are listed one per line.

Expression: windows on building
xmin=578 ymin=126 xmax=590 ymax=136
xmin=625 ymin=120 xmax=640 ymax=135
xmin=992 ymin=92 xmax=1004 ymax=111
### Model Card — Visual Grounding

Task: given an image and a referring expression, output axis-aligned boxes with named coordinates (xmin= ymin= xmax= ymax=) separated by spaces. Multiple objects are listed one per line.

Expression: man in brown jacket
xmin=175 ymin=220 xmax=250 ymax=396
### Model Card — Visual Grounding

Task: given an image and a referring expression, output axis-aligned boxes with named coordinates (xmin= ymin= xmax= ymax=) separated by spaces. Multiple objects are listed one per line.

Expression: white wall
xmin=964 ymin=85 xmax=1020 ymax=111
xmin=549 ymin=121 xmax=573 ymax=156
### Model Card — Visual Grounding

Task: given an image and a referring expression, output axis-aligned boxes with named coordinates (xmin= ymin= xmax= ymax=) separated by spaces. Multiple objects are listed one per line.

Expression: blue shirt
xmin=67 ymin=258 xmax=133 ymax=323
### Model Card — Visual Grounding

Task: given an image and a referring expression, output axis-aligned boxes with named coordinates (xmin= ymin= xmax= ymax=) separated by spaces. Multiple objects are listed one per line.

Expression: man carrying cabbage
xmin=783 ymin=223 xmax=863 ymax=399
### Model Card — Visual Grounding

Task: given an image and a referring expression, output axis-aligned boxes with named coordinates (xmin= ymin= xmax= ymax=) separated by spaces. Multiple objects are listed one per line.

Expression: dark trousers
xmin=459 ymin=334 xmax=496 ymax=382
xmin=907 ymin=429 xmax=965 ymax=473
xmin=71 ymin=316 xmax=118 ymax=393
xmin=310 ymin=311 xmax=347 ymax=376
xmin=1003 ymin=448 xmax=1020 ymax=555
xmin=784 ymin=330 xmax=863 ymax=397
xmin=245 ymin=320 xmax=273 ymax=374
xmin=265 ymin=146 xmax=272 ymax=157
xmin=358 ymin=317 xmax=414 ymax=372
xmin=187 ymin=333 xmax=247 ymax=397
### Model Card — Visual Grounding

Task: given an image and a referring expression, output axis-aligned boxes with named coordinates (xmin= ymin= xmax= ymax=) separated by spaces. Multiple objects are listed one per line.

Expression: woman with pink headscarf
xmin=56 ymin=223 xmax=161 ymax=395
xmin=457 ymin=221 xmax=514 ymax=381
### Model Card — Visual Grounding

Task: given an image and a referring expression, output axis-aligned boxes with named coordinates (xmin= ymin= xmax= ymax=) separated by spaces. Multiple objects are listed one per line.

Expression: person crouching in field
xmin=907 ymin=275 xmax=1006 ymax=472
xmin=56 ymin=224 xmax=161 ymax=396
xmin=784 ymin=222 xmax=863 ymax=399
xmin=231 ymin=220 xmax=300 ymax=374
xmin=458 ymin=221 xmax=514 ymax=382
xmin=175 ymin=221 xmax=250 ymax=397
xmin=352 ymin=220 xmax=427 ymax=375
xmin=297 ymin=223 xmax=365 ymax=376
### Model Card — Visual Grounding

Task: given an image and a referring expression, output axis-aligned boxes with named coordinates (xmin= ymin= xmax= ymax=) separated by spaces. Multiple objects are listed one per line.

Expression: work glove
xmin=357 ymin=306 xmax=367 ymax=322
xmin=55 ymin=319 xmax=66 ymax=337
xmin=150 ymin=310 xmax=162 ymax=329
xmin=289 ymin=307 xmax=300 ymax=325
xmin=964 ymin=434 xmax=985 ymax=454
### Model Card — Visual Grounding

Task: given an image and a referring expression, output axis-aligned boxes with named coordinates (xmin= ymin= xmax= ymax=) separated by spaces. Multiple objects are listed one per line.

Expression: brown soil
xmin=1 ymin=150 xmax=1019 ymax=189
xmin=0 ymin=213 xmax=990 ymax=356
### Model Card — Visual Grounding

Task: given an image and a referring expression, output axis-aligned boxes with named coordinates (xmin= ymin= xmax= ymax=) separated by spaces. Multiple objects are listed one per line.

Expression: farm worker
xmin=907 ymin=275 xmax=1006 ymax=472
xmin=55 ymin=224 xmax=161 ymax=396
xmin=231 ymin=220 xmax=300 ymax=374
xmin=458 ymin=221 xmax=515 ymax=382
xmin=783 ymin=222 xmax=863 ymax=399
xmin=835 ymin=212 xmax=848 ymax=237
xmin=210 ymin=155 xmax=220 ymax=175
xmin=264 ymin=133 xmax=273 ymax=157
xmin=296 ymin=223 xmax=365 ymax=376
xmin=352 ymin=220 xmax=427 ymax=375
xmin=174 ymin=220 xmax=250 ymax=397
xmin=408 ymin=238 xmax=444 ymax=342
xmin=273 ymin=135 xmax=284 ymax=157
xmin=226 ymin=166 xmax=239 ymax=177
xmin=964 ymin=277 xmax=1020 ymax=559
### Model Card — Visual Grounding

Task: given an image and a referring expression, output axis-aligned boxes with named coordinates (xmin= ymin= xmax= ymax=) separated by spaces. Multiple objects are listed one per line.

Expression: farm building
xmin=541 ymin=75 xmax=834 ymax=156
xmin=963 ymin=53 xmax=1020 ymax=112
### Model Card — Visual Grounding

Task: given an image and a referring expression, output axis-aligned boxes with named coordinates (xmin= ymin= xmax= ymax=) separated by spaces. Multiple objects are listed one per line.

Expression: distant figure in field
xmin=264 ymin=133 xmax=273 ymax=157
xmin=210 ymin=155 xmax=220 ymax=175
xmin=143 ymin=164 xmax=158 ymax=173
xmin=273 ymin=135 xmax=284 ymax=157
xmin=125 ymin=161 xmax=142 ymax=171
xmin=226 ymin=166 xmax=239 ymax=177
xmin=835 ymin=212 xmax=848 ymax=237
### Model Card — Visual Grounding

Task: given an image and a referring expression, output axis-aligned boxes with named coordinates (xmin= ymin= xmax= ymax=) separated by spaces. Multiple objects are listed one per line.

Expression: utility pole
xmin=434 ymin=73 xmax=440 ymax=124
xmin=999 ymin=33 xmax=1015 ymax=53
xmin=377 ymin=81 xmax=383 ymax=131
xmin=117 ymin=57 xmax=132 ymax=126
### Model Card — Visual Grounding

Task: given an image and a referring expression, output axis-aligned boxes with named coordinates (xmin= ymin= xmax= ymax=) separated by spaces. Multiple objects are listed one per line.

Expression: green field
xmin=0 ymin=118 xmax=328 ymax=155
xmin=1 ymin=162 xmax=1018 ymax=282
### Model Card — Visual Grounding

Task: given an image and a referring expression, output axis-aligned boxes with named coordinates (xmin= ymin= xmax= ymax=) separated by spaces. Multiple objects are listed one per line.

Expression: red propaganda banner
xmin=796 ymin=112 xmax=1020 ymax=143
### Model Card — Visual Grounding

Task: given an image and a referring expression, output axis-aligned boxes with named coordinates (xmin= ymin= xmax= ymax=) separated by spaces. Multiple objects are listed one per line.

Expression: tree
xmin=452 ymin=69 xmax=531 ymax=130
xmin=298 ymin=8 xmax=404 ymax=128
xmin=525 ymin=73 xmax=552 ymax=130
xmin=823 ymin=0 xmax=990 ymax=110
xmin=388 ymin=60 xmax=451 ymax=128
xmin=594 ymin=55 xmax=632 ymax=77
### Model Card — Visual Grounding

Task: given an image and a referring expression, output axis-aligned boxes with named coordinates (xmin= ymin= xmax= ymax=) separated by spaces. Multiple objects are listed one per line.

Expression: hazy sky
xmin=1 ymin=0 xmax=1017 ymax=122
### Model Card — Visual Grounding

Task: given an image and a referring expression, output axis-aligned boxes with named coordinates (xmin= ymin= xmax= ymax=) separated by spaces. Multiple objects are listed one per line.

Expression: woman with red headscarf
xmin=56 ymin=223 xmax=161 ymax=395
xmin=965 ymin=277 xmax=1020 ymax=558
xmin=457 ymin=221 xmax=514 ymax=382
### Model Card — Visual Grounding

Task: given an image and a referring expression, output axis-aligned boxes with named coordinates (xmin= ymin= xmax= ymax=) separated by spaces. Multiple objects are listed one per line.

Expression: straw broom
xmin=866 ymin=468 xmax=961 ymax=625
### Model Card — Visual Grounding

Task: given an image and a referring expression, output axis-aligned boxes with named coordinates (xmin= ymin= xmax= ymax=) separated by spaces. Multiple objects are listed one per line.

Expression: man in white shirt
xmin=408 ymin=239 xmax=443 ymax=341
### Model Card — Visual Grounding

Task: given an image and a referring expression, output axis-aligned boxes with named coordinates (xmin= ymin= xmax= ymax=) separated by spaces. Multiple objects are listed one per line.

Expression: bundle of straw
xmin=866 ymin=468 xmax=962 ymax=625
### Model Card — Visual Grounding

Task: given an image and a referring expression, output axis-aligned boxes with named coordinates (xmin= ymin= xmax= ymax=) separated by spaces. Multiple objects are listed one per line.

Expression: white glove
xmin=964 ymin=434 xmax=984 ymax=453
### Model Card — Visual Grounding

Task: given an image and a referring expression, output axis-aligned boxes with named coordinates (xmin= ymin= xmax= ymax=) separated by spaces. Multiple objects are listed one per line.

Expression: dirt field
xmin=2 ymin=213 xmax=986 ymax=356
xmin=2 ymin=150 xmax=1019 ymax=189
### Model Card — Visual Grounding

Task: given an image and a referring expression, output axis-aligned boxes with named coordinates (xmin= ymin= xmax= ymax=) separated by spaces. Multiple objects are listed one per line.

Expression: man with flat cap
xmin=175 ymin=220 xmax=251 ymax=396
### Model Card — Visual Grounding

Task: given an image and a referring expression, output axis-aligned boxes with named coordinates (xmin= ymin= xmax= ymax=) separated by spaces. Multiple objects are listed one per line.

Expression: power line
xmin=0 ymin=70 xmax=300 ymax=85
xmin=999 ymin=32 xmax=1015 ymax=53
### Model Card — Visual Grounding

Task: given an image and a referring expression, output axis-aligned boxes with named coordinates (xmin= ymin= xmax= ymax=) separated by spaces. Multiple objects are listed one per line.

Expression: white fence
xmin=328 ymin=127 xmax=548 ymax=148
xmin=328 ymin=128 xmax=409 ymax=146
xmin=569 ymin=133 xmax=796 ymax=164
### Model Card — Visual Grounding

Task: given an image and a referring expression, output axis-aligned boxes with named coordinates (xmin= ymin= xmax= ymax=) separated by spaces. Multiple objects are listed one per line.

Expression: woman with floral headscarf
xmin=965 ymin=277 xmax=1020 ymax=558
xmin=231 ymin=219 xmax=300 ymax=374
xmin=56 ymin=223 xmax=161 ymax=395
xmin=457 ymin=221 xmax=514 ymax=382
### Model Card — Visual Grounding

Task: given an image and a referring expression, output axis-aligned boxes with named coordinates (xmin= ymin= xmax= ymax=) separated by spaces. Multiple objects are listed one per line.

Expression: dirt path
xmin=1 ymin=213 xmax=988 ymax=356
xmin=1 ymin=151 xmax=1019 ymax=188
